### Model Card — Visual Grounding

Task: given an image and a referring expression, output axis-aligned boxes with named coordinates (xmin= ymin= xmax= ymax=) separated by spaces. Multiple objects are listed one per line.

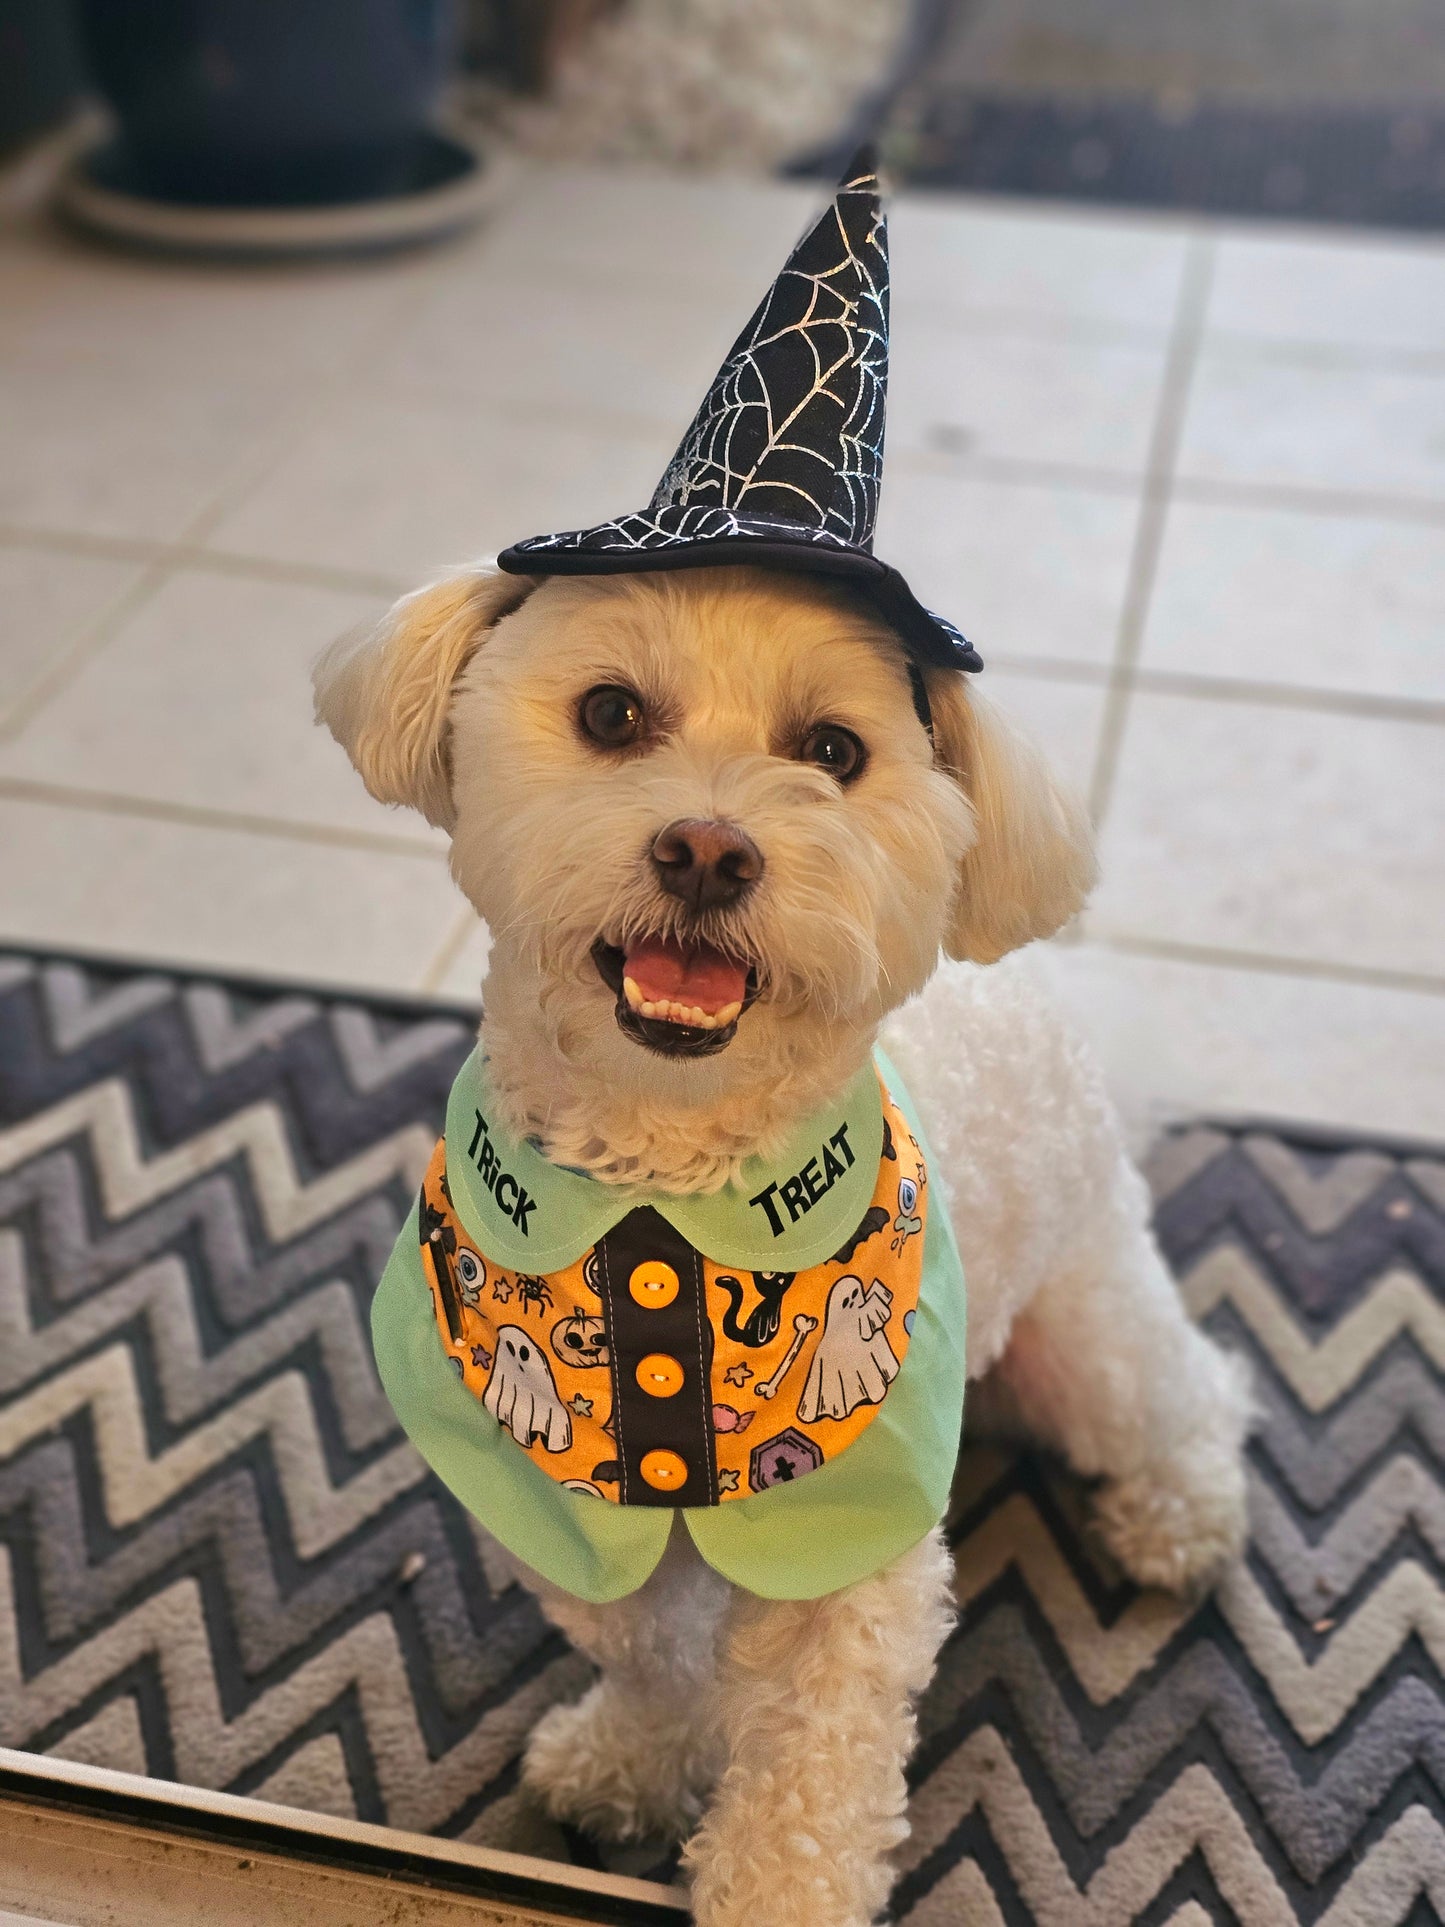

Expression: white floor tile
xmin=0 ymin=356 xmax=306 ymax=544
xmin=888 ymin=320 xmax=1167 ymax=475
xmin=206 ymin=389 xmax=670 ymax=581
xmin=980 ymin=670 xmax=1109 ymax=799
xmin=457 ymin=164 xmax=819 ymax=300
xmin=890 ymin=195 xmax=1188 ymax=336
xmin=0 ymin=218 xmax=437 ymax=546
xmin=876 ymin=468 xmax=1139 ymax=667
xmin=0 ymin=228 xmax=428 ymax=384
xmin=1144 ymin=499 xmax=1445 ymax=703
xmin=0 ymin=571 xmax=422 ymax=841
xmin=0 ymin=546 xmax=147 ymax=726
xmin=1094 ymin=693 xmax=1445 ymax=980
xmin=1034 ymin=939 xmax=1445 ymax=1146
xmin=1178 ymin=344 xmax=1445 ymax=504
xmin=0 ymin=797 xmax=466 ymax=994
xmin=1208 ymin=226 xmax=1445 ymax=359
xmin=373 ymin=265 xmax=743 ymax=434
xmin=426 ymin=914 xmax=492 ymax=1005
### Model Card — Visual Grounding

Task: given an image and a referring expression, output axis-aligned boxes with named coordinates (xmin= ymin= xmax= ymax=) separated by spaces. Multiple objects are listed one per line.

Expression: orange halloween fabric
xmin=417 ymin=1078 xmax=928 ymax=1506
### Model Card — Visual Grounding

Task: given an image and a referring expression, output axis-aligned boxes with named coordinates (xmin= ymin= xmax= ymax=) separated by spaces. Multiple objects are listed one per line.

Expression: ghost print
xmin=797 ymin=1274 xmax=900 ymax=1423
xmin=484 ymin=1324 xmax=572 ymax=1452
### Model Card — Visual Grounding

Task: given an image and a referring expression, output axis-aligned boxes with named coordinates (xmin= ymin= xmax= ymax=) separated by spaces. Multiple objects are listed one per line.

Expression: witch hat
xmin=497 ymin=147 xmax=982 ymax=675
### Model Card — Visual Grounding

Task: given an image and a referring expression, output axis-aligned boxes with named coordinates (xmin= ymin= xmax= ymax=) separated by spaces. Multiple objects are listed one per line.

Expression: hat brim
xmin=495 ymin=527 xmax=982 ymax=674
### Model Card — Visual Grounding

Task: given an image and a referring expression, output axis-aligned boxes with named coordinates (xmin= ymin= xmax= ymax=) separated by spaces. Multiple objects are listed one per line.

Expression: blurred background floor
xmin=919 ymin=0 xmax=1445 ymax=104
xmin=0 ymin=146 xmax=1441 ymax=1146
xmin=869 ymin=0 xmax=1445 ymax=228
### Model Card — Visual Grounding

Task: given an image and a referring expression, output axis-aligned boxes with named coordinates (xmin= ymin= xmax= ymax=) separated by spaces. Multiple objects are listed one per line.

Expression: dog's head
xmin=315 ymin=564 xmax=1093 ymax=1118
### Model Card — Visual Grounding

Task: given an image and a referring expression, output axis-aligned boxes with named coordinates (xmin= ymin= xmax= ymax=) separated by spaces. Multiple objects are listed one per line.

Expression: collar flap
xmin=444 ymin=1053 xmax=884 ymax=1273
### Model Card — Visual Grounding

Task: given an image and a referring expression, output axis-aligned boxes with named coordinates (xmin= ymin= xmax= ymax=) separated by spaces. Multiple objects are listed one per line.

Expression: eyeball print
xmin=898 ymin=1177 xmax=918 ymax=1215
xmin=456 ymin=1246 xmax=485 ymax=1305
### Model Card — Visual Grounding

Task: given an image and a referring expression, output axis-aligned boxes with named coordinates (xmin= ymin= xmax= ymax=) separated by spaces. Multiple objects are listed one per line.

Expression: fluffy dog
xmin=315 ymin=561 xmax=1250 ymax=1926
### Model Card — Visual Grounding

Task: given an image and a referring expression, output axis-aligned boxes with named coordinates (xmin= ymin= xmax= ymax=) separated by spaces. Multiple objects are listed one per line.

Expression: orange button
xmin=639 ymin=1449 xmax=688 ymax=1491
xmin=628 ymin=1260 xmax=679 ymax=1309
xmin=636 ymin=1353 xmax=685 ymax=1398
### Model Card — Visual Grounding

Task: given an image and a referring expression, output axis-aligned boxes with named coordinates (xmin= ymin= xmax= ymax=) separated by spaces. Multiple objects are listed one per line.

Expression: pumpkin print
xmin=550 ymin=1307 xmax=610 ymax=1369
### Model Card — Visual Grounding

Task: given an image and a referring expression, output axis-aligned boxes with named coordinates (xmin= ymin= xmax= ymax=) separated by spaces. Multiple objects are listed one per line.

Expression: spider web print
xmin=515 ymin=155 xmax=889 ymax=556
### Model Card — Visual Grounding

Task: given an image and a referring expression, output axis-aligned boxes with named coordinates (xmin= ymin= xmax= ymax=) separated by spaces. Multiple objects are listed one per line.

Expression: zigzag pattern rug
xmin=2 ymin=951 xmax=1443 ymax=1922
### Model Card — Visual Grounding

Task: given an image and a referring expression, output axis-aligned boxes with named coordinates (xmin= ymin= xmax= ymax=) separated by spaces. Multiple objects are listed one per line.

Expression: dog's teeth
xmin=629 ymin=989 xmax=735 ymax=1029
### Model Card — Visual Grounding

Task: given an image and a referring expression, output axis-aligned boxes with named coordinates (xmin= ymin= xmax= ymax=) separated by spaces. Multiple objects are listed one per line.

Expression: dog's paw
xmin=522 ymin=1680 xmax=714 ymax=1842
xmin=687 ymin=1843 xmax=885 ymax=1927
xmin=1093 ymin=1435 xmax=1249 ymax=1594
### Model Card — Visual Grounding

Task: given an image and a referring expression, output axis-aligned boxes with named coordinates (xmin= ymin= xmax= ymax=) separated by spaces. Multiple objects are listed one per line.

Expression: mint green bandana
xmin=373 ymin=1049 xmax=966 ymax=1602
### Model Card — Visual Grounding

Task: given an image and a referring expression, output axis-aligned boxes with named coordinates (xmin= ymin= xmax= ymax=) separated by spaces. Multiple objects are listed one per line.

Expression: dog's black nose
xmin=650 ymin=818 xmax=764 ymax=913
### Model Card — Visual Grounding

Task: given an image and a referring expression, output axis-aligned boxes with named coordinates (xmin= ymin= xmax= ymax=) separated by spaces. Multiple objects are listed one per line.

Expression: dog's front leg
xmin=520 ymin=1528 xmax=729 ymax=1842
xmin=975 ymin=1168 xmax=1254 ymax=1592
xmin=684 ymin=1528 xmax=954 ymax=1927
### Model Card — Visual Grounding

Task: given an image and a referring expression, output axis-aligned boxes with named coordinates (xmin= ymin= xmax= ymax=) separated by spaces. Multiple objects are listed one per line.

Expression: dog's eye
xmin=580 ymin=685 xmax=645 ymax=748
xmin=798 ymin=724 xmax=865 ymax=783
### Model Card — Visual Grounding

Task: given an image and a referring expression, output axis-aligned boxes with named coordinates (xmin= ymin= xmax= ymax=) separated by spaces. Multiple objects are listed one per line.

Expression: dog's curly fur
xmin=316 ymin=563 xmax=1251 ymax=1926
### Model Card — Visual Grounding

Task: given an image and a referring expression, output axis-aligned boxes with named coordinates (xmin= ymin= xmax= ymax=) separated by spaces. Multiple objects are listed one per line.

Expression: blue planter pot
xmin=74 ymin=0 xmax=462 ymax=207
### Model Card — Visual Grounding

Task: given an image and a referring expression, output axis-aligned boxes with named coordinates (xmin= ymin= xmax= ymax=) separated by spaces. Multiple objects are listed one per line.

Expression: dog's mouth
xmin=591 ymin=936 xmax=758 ymax=1059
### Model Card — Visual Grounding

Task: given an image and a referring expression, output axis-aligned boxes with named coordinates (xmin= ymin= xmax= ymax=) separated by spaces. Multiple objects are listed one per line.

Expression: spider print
xmin=515 ymin=1274 xmax=554 ymax=1317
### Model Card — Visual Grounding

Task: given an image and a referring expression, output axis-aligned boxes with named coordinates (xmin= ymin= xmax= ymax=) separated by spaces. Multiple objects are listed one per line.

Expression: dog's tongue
xmin=623 ymin=936 xmax=747 ymax=1027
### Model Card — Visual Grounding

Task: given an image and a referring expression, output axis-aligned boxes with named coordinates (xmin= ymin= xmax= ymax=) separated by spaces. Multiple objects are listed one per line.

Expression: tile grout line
xmin=1168 ymin=473 xmax=1445 ymax=527
xmin=0 ymin=775 xmax=447 ymax=861
xmin=1086 ymin=234 xmax=1216 ymax=829
xmin=0 ymin=522 xmax=410 ymax=599
xmin=1126 ymin=664 xmax=1445 ymax=725
xmin=0 ymin=554 xmax=176 ymax=745
xmin=987 ymin=655 xmax=1445 ymax=727
xmin=149 ymin=546 xmax=409 ymax=600
xmin=417 ymin=905 xmax=484 ymax=996
xmin=11 ymin=462 xmax=1445 ymax=589
xmin=15 ymin=449 xmax=1445 ymax=534
xmin=1086 ymin=926 xmax=1445 ymax=1000
xmin=1195 ymin=329 xmax=1445 ymax=379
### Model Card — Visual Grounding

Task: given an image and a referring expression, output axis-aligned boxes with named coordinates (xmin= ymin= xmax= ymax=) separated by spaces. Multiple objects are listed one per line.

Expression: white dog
xmin=315 ymin=562 xmax=1250 ymax=1926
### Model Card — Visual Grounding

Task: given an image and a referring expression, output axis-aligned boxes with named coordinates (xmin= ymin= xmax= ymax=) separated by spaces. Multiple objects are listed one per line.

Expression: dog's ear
xmin=926 ymin=671 xmax=1097 ymax=964
xmin=314 ymin=567 xmax=536 ymax=829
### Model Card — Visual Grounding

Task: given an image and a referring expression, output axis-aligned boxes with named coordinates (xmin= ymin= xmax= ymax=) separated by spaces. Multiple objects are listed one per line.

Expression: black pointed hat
xmin=497 ymin=148 xmax=981 ymax=675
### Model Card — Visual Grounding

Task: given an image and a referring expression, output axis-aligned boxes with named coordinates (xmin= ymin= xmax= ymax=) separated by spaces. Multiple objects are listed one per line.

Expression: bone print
xmin=754 ymin=1313 xmax=819 ymax=1402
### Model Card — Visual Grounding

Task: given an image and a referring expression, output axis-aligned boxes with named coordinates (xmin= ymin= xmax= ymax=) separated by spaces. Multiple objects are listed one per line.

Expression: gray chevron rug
xmin=2 ymin=949 xmax=1443 ymax=1923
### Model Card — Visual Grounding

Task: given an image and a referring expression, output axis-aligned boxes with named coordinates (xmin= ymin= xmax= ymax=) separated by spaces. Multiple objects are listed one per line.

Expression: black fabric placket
xmin=593 ymin=1206 xmax=717 ymax=1508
